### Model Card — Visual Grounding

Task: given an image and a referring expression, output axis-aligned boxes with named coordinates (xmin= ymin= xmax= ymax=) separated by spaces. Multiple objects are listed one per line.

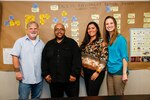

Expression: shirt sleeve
xmin=41 ymin=43 xmax=50 ymax=78
xmin=119 ymin=36 xmax=129 ymax=62
xmin=10 ymin=39 xmax=22 ymax=57
xmin=71 ymin=40 xmax=82 ymax=77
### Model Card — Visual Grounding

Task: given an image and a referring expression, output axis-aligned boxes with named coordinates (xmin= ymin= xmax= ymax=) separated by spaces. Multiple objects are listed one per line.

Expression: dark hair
xmin=103 ymin=16 xmax=118 ymax=45
xmin=80 ymin=22 xmax=101 ymax=49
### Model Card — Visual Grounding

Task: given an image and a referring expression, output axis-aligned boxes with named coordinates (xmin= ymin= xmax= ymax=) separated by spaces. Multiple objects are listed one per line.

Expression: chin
xmin=56 ymin=35 xmax=64 ymax=39
xmin=57 ymin=37 xmax=63 ymax=40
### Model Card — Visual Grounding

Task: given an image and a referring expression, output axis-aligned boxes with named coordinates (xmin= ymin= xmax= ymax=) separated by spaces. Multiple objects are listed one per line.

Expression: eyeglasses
xmin=54 ymin=28 xmax=65 ymax=32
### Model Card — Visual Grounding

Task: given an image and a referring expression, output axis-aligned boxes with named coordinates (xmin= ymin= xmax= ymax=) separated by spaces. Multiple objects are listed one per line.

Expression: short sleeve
xmin=10 ymin=39 xmax=22 ymax=57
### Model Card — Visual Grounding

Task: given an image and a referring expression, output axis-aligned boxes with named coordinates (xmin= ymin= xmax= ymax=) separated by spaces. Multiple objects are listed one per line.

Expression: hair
xmin=26 ymin=21 xmax=39 ymax=29
xmin=103 ymin=16 xmax=118 ymax=45
xmin=80 ymin=21 xmax=101 ymax=49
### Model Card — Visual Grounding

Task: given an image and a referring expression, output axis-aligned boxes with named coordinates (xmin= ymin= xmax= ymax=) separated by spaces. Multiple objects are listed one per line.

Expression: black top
xmin=41 ymin=36 xmax=81 ymax=82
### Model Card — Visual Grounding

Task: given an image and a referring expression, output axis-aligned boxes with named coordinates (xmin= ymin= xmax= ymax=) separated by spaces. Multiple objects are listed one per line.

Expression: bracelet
xmin=96 ymin=67 xmax=101 ymax=73
xmin=96 ymin=70 xmax=100 ymax=73
xmin=96 ymin=64 xmax=105 ymax=73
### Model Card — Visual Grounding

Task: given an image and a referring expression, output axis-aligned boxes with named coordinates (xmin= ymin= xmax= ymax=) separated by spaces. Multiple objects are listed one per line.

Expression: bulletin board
xmin=0 ymin=1 xmax=150 ymax=71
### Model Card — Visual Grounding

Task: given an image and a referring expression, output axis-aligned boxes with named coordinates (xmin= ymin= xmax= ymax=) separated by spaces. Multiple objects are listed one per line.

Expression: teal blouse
xmin=107 ymin=34 xmax=129 ymax=75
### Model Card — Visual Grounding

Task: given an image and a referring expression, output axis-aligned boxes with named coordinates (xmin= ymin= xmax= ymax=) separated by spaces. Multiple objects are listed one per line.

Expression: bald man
xmin=41 ymin=23 xmax=81 ymax=98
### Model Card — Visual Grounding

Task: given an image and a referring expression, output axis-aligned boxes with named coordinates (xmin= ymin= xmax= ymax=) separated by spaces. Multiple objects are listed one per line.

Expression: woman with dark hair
xmin=80 ymin=22 xmax=108 ymax=96
xmin=103 ymin=16 xmax=129 ymax=96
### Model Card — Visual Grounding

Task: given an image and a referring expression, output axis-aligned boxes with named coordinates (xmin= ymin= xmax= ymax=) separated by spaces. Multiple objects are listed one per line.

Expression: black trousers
xmin=49 ymin=79 xmax=79 ymax=98
xmin=84 ymin=71 xmax=105 ymax=96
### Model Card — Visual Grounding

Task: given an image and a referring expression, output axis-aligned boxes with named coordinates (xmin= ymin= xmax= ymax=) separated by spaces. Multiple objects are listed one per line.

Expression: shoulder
xmin=117 ymin=34 xmax=127 ymax=44
xmin=15 ymin=36 xmax=26 ymax=44
xmin=117 ymin=34 xmax=125 ymax=39
xmin=39 ymin=39 xmax=45 ymax=45
xmin=117 ymin=34 xmax=126 ymax=41
xmin=96 ymin=38 xmax=107 ymax=47
xmin=97 ymin=38 xmax=103 ymax=43
xmin=45 ymin=38 xmax=55 ymax=46
xmin=46 ymin=39 xmax=54 ymax=44
xmin=65 ymin=37 xmax=77 ymax=44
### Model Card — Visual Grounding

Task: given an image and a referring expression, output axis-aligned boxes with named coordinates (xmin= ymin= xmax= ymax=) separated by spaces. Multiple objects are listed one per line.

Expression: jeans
xmin=19 ymin=80 xmax=43 ymax=99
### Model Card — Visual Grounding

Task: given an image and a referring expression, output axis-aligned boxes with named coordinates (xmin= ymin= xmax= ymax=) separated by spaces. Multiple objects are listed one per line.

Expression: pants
xmin=84 ymin=71 xmax=105 ymax=96
xmin=49 ymin=79 xmax=79 ymax=98
xmin=19 ymin=81 xmax=43 ymax=99
xmin=107 ymin=73 xmax=126 ymax=96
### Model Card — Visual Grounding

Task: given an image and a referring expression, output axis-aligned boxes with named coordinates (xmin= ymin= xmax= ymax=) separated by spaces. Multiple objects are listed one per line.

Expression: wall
xmin=0 ymin=0 xmax=150 ymax=99
xmin=1 ymin=70 xmax=150 ymax=99
xmin=1 ymin=1 xmax=150 ymax=70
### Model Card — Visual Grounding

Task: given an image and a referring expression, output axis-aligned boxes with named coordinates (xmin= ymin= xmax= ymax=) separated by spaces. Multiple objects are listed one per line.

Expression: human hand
xmin=45 ymin=75 xmax=52 ymax=83
xmin=15 ymin=72 xmax=23 ymax=81
xmin=122 ymin=73 xmax=128 ymax=83
xmin=91 ymin=72 xmax=99 ymax=81
xmin=69 ymin=75 xmax=76 ymax=82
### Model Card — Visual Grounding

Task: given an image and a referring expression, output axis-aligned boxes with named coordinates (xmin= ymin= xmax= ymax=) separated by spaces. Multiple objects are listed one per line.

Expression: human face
xmin=54 ymin=23 xmax=65 ymax=40
xmin=105 ymin=18 xmax=115 ymax=33
xmin=27 ymin=23 xmax=39 ymax=40
xmin=87 ymin=24 xmax=97 ymax=38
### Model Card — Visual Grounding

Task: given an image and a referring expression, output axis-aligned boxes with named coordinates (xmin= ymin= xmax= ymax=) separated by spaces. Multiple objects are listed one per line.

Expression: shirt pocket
xmin=61 ymin=47 xmax=72 ymax=58
xmin=46 ymin=48 xmax=54 ymax=58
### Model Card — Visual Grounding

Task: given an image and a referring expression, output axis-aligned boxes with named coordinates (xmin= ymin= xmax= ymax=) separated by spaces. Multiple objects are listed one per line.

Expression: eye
xmin=55 ymin=28 xmax=65 ymax=32
xmin=106 ymin=23 xmax=109 ymax=25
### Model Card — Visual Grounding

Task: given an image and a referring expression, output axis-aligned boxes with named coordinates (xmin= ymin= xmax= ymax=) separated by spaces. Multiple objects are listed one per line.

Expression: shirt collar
xmin=54 ymin=36 xmax=66 ymax=44
xmin=25 ymin=35 xmax=40 ymax=41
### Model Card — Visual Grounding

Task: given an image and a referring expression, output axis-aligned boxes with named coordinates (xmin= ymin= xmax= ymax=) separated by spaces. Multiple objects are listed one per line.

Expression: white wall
xmin=1 ymin=70 xmax=150 ymax=99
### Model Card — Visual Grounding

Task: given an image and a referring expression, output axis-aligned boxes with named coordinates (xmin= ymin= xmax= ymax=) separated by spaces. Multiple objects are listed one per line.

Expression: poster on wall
xmin=130 ymin=28 xmax=150 ymax=62
xmin=3 ymin=48 xmax=12 ymax=64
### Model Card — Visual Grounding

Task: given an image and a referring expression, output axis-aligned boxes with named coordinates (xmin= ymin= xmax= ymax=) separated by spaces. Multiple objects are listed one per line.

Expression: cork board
xmin=0 ymin=1 xmax=150 ymax=71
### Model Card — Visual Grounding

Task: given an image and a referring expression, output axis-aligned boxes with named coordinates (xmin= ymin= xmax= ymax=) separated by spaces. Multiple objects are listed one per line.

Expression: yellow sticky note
xmin=40 ymin=19 xmax=45 ymax=25
xmin=45 ymin=14 xmax=50 ymax=19
xmin=61 ymin=11 xmax=67 ymax=16
xmin=10 ymin=21 xmax=15 ymax=26
xmin=15 ymin=20 xmax=20 ymax=26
